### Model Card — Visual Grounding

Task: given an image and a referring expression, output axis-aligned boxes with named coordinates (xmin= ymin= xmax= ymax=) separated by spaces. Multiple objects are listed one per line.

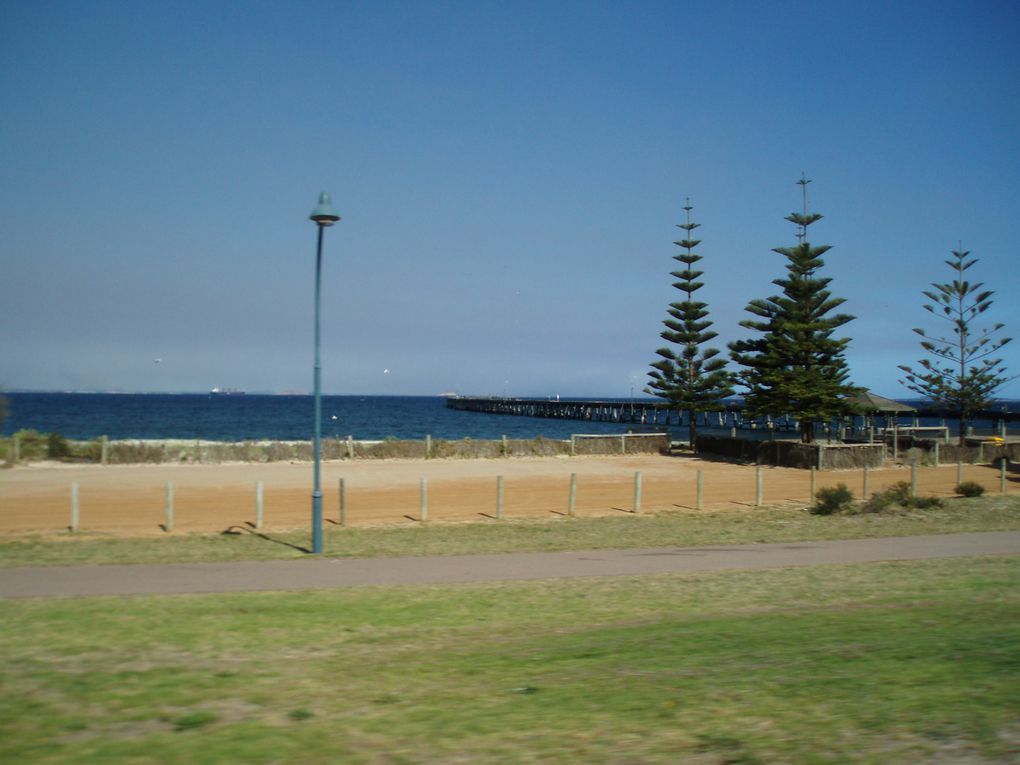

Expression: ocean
xmin=2 ymin=392 xmax=1016 ymax=443
xmin=0 ymin=393 xmax=661 ymax=442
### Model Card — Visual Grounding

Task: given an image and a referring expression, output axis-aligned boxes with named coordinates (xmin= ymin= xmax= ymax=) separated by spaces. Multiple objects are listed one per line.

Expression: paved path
xmin=2 ymin=531 xmax=1018 ymax=599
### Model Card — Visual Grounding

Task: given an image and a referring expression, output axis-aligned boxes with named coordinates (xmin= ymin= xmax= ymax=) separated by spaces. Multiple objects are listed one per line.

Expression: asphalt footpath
xmin=2 ymin=531 xmax=1018 ymax=599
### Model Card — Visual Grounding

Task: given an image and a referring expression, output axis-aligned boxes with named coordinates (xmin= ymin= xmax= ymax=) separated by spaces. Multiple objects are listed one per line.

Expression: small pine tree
xmin=898 ymin=246 xmax=1013 ymax=445
xmin=646 ymin=199 xmax=734 ymax=446
xmin=729 ymin=177 xmax=857 ymax=443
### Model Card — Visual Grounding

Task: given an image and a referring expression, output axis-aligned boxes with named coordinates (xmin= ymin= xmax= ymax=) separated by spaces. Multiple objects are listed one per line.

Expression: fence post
xmin=346 ymin=435 xmax=354 ymax=459
xmin=910 ymin=463 xmax=917 ymax=499
xmin=570 ymin=435 xmax=576 ymax=456
xmin=12 ymin=433 xmax=19 ymax=464
xmin=568 ymin=473 xmax=577 ymax=517
xmin=425 ymin=434 xmax=432 ymax=460
xmin=933 ymin=441 xmax=940 ymax=467
xmin=633 ymin=471 xmax=642 ymax=513
xmin=256 ymin=480 xmax=264 ymax=530
xmin=862 ymin=464 xmax=869 ymax=500
xmin=100 ymin=435 xmax=108 ymax=465
xmin=755 ymin=466 xmax=763 ymax=507
xmin=502 ymin=434 xmax=509 ymax=457
xmin=71 ymin=481 xmax=79 ymax=532
xmin=957 ymin=460 xmax=964 ymax=487
xmin=1002 ymin=459 xmax=1008 ymax=496
xmin=810 ymin=466 xmax=817 ymax=502
xmin=165 ymin=481 xmax=174 ymax=532
xmin=420 ymin=477 xmax=428 ymax=522
xmin=696 ymin=470 xmax=704 ymax=510
xmin=620 ymin=435 xmax=627 ymax=455
xmin=496 ymin=475 xmax=504 ymax=519
xmin=339 ymin=478 xmax=347 ymax=526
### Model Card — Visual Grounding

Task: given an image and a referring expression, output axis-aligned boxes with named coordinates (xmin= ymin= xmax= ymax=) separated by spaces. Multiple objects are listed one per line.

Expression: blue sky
xmin=2 ymin=0 xmax=1018 ymax=399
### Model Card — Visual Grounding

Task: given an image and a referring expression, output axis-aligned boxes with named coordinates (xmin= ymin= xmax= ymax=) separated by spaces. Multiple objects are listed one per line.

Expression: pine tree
xmin=646 ymin=199 xmax=734 ymax=446
xmin=728 ymin=177 xmax=856 ymax=443
xmin=898 ymin=246 xmax=1013 ymax=445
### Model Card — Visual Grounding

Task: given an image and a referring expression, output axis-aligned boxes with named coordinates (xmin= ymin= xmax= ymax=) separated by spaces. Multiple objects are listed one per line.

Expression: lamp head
xmin=309 ymin=192 xmax=340 ymax=227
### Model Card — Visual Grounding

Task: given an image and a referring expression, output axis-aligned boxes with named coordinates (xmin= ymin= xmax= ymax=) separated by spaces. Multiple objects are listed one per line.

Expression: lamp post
xmin=309 ymin=192 xmax=340 ymax=554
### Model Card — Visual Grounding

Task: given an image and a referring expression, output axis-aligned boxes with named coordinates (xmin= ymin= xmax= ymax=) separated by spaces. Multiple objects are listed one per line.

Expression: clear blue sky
xmin=2 ymin=0 xmax=1018 ymax=399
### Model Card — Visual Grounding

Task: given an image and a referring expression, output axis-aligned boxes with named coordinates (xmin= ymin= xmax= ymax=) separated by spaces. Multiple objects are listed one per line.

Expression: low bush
xmin=46 ymin=432 xmax=71 ymax=459
xmin=861 ymin=481 xmax=944 ymax=513
xmin=811 ymin=483 xmax=854 ymax=515
xmin=956 ymin=481 xmax=985 ymax=498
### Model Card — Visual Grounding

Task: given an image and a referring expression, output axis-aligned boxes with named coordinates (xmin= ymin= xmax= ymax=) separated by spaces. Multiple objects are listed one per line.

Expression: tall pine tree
xmin=729 ymin=177 xmax=856 ymax=443
xmin=646 ymin=199 xmax=734 ymax=446
xmin=898 ymin=245 xmax=1013 ymax=445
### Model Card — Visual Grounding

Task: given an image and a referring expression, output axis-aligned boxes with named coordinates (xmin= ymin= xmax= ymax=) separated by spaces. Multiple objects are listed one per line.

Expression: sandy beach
xmin=0 ymin=454 xmax=1010 ymax=536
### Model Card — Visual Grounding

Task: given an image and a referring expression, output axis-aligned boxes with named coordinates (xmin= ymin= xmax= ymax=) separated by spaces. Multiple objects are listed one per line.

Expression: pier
xmin=444 ymin=397 xmax=1019 ymax=437
xmin=445 ymin=396 xmax=745 ymax=429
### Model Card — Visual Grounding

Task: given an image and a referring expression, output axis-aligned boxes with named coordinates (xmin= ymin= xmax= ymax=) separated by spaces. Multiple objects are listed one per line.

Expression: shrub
xmin=862 ymin=481 xmax=944 ymax=513
xmin=811 ymin=483 xmax=854 ymax=515
xmin=46 ymin=432 xmax=71 ymax=459
xmin=956 ymin=481 xmax=985 ymax=497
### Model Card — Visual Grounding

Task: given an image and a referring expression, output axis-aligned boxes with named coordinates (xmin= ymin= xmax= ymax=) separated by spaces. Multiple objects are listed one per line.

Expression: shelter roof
xmin=844 ymin=391 xmax=917 ymax=413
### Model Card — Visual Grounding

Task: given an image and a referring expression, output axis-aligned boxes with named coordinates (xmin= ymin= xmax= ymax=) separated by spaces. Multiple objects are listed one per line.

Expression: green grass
xmin=2 ymin=494 xmax=1019 ymax=568
xmin=2 ymin=556 xmax=1018 ymax=764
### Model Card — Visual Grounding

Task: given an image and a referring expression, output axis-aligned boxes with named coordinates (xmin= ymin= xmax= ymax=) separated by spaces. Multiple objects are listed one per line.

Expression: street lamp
xmin=309 ymin=192 xmax=340 ymax=554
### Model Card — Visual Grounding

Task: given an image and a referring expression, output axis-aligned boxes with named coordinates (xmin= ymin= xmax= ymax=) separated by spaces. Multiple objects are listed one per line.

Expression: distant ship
xmin=210 ymin=387 xmax=246 ymax=396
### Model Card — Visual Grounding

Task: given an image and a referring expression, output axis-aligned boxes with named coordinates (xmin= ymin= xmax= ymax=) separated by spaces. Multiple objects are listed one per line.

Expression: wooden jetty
xmin=445 ymin=396 xmax=745 ymax=428
xmin=444 ymin=397 xmax=1019 ymax=435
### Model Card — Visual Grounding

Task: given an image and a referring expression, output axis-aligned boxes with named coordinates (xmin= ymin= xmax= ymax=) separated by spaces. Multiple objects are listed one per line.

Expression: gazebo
xmin=843 ymin=391 xmax=918 ymax=441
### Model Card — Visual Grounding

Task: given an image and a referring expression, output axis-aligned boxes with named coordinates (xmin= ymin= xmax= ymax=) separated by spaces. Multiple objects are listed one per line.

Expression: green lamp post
xmin=309 ymin=192 xmax=340 ymax=554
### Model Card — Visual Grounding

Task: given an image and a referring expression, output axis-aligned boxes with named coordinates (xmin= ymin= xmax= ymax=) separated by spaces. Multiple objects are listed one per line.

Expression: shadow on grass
xmin=223 ymin=524 xmax=311 ymax=554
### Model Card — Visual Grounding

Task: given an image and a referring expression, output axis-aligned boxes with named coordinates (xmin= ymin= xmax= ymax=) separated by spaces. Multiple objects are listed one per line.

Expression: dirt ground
xmin=0 ymin=454 xmax=1012 ymax=536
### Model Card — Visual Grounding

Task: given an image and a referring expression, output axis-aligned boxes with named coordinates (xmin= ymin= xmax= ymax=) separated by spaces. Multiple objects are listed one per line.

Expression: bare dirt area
xmin=0 ymin=454 xmax=1011 ymax=536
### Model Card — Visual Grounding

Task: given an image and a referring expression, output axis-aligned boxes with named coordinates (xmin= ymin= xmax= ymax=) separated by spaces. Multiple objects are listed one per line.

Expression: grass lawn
xmin=2 ymin=494 xmax=1019 ymax=567
xmin=2 ymin=556 xmax=1018 ymax=764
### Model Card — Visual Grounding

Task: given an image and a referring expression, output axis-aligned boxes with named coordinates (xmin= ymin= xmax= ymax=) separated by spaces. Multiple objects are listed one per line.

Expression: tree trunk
xmin=687 ymin=409 xmax=697 ymax=450
xmin=800 ymin=419 xmax=815 ymax=444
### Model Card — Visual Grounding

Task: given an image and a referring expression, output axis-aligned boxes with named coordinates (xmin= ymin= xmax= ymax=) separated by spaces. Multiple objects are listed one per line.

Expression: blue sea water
xmin=0 ymin=393 xmax=659 ymax=442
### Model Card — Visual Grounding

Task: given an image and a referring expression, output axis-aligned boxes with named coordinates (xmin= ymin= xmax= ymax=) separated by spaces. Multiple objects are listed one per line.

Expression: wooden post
xmin=346 ymin=435 xmax=354 ymax=459
xmin=810 ymin=466 xmax=817 ymax=502
xmin=568 ymin=473 xmax=577 ymax=517
xmin=892 ymin=425 xmax=899 ymax=461
xmin=633 ymin=471 xmax=642 ymax=513
xmin=957 ymin=460 xmax=964 ymax=487
xmin=496 ymin=475 xmax=504 ymax=519
xmin=502 ymin=434 xmax=509 ymax=457
xmin=165 ymin=481 xmax=174 ymax=532
xmin=620 ymin=435 xmax=627 ymax=455
xmin=425 ymin=434 xmax=432 ymax=460
xmin=1001 ymin=459 xmax=1008 ymax=496
xmin=71 ymin=481 xmax=80 ymax=532
xmin=696 ymin=470 xmax=704 ymax=510
xmin=100 ymin=435 xmax=108 ymax=465
xmin=12 ymin=433 xmax=19 ymax=464
xmin=862 ymin=464 xmax=870 ymax=500
xmin=255 ymin=480 xmax=264 ymax=530
xmin=339 ymin=478 xmax=347 ymax=526
xmin=755 ymin=466 xmax=763 ymax=507
xmin=933 ymin=441 xmax=940 ymax=467
xmin=910 ymin=463 xmax=917 ymax=499
xmin=570 ymin=435 xmax=576 ymax=456
xmin=420 ymin=477 xmax=428 ymax=522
